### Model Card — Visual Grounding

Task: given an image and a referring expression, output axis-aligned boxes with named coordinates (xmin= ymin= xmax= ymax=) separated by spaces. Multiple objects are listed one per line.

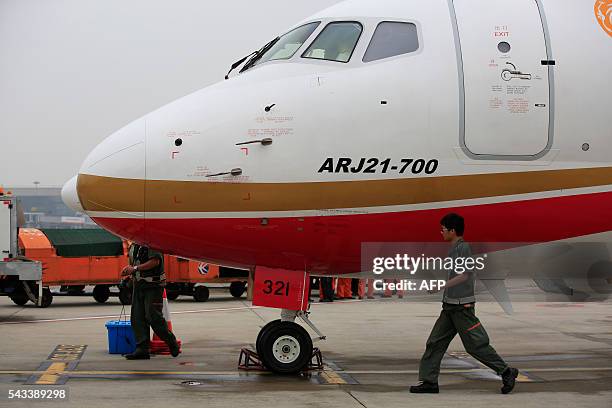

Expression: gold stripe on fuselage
xmin=77 ymin=167 xmax=612 ymax=213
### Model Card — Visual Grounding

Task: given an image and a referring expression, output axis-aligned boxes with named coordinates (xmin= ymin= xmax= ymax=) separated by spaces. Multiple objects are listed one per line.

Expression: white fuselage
xmin=63 ymin=0 xmax=612 ymax=274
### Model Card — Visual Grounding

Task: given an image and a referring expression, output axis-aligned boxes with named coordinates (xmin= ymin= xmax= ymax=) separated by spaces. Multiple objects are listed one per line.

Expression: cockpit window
xmin=302 ymin=22 xmax=363 ymax=63
xmin=252 ymin=22 xmax=320 ymax=67
xmin=363 ymin=22 xmax=419 ymax=62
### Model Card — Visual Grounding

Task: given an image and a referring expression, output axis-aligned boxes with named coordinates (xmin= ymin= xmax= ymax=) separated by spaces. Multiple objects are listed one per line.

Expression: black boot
xmin=410 ymin=381 xmax=439 ymax=393
xmin=168 ymin=340 xmax=181 ymax=357
xmin=124 ymin=349 xmax=150 ymax=360
xmin=501 ymin=367 xmax=519 ymax=394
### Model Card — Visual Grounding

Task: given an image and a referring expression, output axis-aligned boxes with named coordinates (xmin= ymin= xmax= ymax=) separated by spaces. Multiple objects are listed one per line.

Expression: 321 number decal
xmin=262 ymin=280 xmax=290 ymax=296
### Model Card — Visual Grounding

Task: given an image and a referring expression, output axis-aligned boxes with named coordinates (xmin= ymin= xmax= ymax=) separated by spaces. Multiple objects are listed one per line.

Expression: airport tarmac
xmin=0 ymin=284 xmax=611 ymax=408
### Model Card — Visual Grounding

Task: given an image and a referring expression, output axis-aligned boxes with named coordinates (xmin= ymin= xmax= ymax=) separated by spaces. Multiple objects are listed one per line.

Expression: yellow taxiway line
xmin=35 ymin=362 xmax=67 ymax=385
xmin=1 ymin=366 xmax=611 ymax=377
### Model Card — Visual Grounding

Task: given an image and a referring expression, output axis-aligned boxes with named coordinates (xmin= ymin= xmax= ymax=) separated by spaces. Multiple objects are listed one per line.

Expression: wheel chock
xmin=238 ymin=347 xmax=323 ymax=372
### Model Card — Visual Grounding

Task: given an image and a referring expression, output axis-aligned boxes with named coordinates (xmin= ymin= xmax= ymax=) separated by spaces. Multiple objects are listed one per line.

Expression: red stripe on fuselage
xmin=93 ymin=191 xmax=612 ymax=274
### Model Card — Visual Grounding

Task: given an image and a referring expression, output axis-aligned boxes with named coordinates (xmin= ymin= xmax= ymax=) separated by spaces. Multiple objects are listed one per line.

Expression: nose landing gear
xmin=242 ymin=311 xmax=326 ymax=374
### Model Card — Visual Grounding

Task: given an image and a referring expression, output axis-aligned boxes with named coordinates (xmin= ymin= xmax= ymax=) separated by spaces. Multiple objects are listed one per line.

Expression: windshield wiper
xmin=225 ymin=51 xmax=258 ymax=80
xmin=225 ymin=36 xmax=281 ymax=80
xmin=239 ymin=36 xmax=280 ymax=73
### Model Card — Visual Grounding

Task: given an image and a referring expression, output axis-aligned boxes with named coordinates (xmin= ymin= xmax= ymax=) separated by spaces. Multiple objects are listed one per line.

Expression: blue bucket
xmin=105 ymin=320 xmax=136 ymax=354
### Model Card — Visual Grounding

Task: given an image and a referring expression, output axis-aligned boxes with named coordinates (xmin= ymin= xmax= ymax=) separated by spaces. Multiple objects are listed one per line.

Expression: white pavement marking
xmin=0 ymin=298 xmax=364 ymax=325
xmin=0 ymin=306 xmax=262 ymax=325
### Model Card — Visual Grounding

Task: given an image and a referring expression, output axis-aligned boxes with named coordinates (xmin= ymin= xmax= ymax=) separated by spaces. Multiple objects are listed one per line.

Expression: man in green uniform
xmin=410 ymin=213 xmax=518 ymax=394
xmin=121 ymin=244 xmax=180 ymax=359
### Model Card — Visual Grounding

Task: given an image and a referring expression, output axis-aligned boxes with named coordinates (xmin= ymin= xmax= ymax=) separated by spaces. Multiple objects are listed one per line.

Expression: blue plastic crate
xmin=105 ymin=320 xmax=136 ymax=354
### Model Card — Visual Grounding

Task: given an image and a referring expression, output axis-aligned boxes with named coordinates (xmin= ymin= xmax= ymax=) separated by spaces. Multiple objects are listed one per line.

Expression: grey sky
xmin=0 ymin=0 xmax=341 ymax=188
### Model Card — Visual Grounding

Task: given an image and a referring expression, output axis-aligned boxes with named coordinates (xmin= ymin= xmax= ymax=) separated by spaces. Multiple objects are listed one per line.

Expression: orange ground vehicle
xmin=163 ymin=256 xmax=248 ymax=302
xmin=17 ymin=228 xmax=248 ymax=307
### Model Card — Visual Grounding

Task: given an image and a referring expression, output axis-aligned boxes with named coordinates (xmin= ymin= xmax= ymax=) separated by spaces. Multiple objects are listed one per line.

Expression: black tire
xmin=255 ymin=319 xmax=282 ymax=357
xmin=118 ymin=287 xmax=132 ymax=305
xmin=229 ymin=281 xmax=246 ymax=298
xmin=193 ymin=285 xmax=210 ymax=302
xmin=10 ymin=293 xmax=29 ymax=306
xmin=166 ymin=290 xmax=180 ymax=301
xmin=258 ymin=321 xmax=313 ymax=374
xmin=38 ymin=288 xmax=53 ymax=308
xmin=93 ymin=285 xmax=110 ymax=303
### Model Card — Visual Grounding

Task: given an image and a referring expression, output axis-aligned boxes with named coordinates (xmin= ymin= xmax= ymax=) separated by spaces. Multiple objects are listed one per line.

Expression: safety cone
xmin=149 ymin=288 xmax=182 ymax=355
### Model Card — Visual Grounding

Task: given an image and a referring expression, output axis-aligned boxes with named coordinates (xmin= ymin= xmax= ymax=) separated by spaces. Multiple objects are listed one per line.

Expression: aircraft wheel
xmin=193 ymin=285 xmax=209 ymax=302
xmin=38 ymin=288 xmax=53 ymax=308
xmin=10 ymin=293 xmax=29 ymax=306
xmin=258 ymin=321 xmax=312 ymax=374
xmin=93 ymin=285 xmax=110 ymax=303
xmin=229 ymin=281 xmax=246 ymax=298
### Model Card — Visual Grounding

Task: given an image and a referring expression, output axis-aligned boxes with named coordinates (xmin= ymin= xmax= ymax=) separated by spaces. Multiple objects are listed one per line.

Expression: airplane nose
xmin=69 ymin=118 xmax=147 ymax=241
xmin=61 ymin=175 xmax=83 ymax=212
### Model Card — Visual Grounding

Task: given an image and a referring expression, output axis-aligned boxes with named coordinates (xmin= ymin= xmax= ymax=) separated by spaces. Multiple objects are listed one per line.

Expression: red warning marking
xmin=171 ymin=151 xmax=180 ymax=159
xmin=240 ymin=148 xmax=249 ymax=156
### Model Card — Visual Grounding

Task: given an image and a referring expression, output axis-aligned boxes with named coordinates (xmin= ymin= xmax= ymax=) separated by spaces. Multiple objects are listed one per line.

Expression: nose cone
xmin=69 ymin=118 xmax=147 ymax=242
xmin=61 ymin=175 xmax=83 ymax=212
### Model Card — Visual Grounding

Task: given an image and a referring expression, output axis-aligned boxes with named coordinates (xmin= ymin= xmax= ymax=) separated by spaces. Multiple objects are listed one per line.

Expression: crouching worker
xmin=410 ymin=213 xmax=518 ymax=394
xmin=120 ymin=244 xmax=180 ymax=359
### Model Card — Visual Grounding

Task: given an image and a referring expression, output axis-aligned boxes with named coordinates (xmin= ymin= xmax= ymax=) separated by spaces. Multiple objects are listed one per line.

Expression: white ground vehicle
xmin=0 ymin=194 xmax=44 ymax=306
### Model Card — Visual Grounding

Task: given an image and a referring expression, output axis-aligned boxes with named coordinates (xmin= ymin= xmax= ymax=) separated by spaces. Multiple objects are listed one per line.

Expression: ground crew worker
xmin=359 ymin=279 xmax=375 ymax=299
xmin=410 ymin=213 xmax=518 ymax=394
xmin=354 ymin=278 xmax=366 ymax=299
xmin=319 ymin=277 xmax=335 ymax=302
xmin=351 ymin=278 xmax=360 ymax=298
xmin=120 ymin=245 xmax=180 ymax=359
xmin=337 ymin=277 xmax=353 ymax=299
